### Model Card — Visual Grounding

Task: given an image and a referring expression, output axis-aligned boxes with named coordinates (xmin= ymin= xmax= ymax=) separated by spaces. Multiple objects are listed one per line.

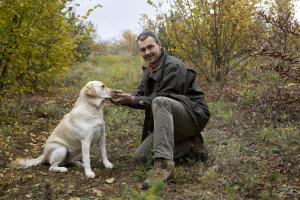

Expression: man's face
xmin=137 ymin=36 xmax=162 ymax=65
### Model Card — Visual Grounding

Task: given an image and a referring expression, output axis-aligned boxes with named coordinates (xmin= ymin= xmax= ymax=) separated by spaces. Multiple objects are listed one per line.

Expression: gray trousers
xmin=133 ymin=97 xmax=199 ymax=161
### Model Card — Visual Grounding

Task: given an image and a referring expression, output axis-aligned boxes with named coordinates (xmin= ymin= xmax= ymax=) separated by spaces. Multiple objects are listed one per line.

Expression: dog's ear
xmin=85 ymin=85 xmax=97 ymax=97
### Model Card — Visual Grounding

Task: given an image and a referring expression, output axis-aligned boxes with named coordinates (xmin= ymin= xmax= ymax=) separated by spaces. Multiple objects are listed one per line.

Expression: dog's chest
xmin=90 ymin=117 xmax=104 ymax=136
xmin=86 ymin=117 xmax=103 ymax=131
xmin=73 ymin=115 xmax=103 ymax=136
xmin=92 ymin=121 xmax=103 ymax=132
xmin=91 ymin=123 xmax=103 ymax=141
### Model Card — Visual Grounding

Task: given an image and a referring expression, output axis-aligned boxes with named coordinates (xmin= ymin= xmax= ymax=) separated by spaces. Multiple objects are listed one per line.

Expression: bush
xmin=0 ymin=0 xmax=77 ymax=94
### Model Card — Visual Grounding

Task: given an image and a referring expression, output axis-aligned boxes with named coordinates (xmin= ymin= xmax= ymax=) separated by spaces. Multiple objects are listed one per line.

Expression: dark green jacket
xmin=129 ymin=49 xmax=210 ymax=142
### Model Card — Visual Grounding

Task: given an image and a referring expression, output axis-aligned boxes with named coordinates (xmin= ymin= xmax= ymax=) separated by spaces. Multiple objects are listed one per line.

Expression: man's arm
xmin=131 ymin=63 xmax=187 ymax=109
xmin=112 ymin=62 xmax=187 ymax=110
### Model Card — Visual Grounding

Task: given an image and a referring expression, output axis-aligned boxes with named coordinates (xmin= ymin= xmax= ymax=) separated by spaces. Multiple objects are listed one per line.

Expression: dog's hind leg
xmin=69 ymin=161 xmax=84 ymax=168
xmin=67 ymin=153 xmax=83 ymax=167
xmin=47 ymin=144 xmax=68 ymax=173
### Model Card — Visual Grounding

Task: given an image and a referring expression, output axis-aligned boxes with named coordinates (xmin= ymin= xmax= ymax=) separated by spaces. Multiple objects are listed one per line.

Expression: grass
xmin=0 ymin=54 xmax=299 ymax=199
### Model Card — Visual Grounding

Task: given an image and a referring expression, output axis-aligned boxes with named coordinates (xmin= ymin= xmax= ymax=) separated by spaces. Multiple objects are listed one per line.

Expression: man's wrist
xmin=131 ymin=96 xmax=136 ymax=104
xmin=134 ymin=96 xmax=144 ymax=106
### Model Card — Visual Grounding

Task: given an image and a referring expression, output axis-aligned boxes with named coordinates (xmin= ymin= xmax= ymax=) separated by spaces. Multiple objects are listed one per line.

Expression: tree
xmin=249 ymin=0 xmax=300 ymax=118
xmin=139 ymin=13 xmax=176 ymax=55
xmin=73 ymin=21 xmax=96 ymax=61
xmin=252 ymin=0 xmax=300 ymax=83
xmin=0 ymin=0 xmax=101 ymax=94
xmin=117 ymin=31 xmax=139 ymax=56
xmin=148 ymin=0 xmax=260 ymax=83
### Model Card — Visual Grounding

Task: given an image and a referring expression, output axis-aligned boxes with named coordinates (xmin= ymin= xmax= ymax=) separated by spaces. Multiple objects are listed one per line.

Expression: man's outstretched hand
xmin=111 ymin=90 xmax=136 ymax=105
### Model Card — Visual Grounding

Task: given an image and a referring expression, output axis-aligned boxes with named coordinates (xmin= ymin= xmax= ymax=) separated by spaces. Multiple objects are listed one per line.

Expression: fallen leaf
xmin=105 ymin=177 xmax=115 ymax=184
xmin=92 ymin=189 xmax=103 ymax=197
xmin=69 ymin=197 xmax=80 ymax=200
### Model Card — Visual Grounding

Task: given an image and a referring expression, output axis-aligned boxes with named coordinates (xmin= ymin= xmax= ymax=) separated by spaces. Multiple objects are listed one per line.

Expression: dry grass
xmin=0 ymin=55 xmax=299 ymax=199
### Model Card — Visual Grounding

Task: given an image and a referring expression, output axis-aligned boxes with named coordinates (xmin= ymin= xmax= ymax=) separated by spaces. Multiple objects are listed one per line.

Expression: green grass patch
xmin=1 ymin=54 xmax=299 ymax=199
xmin=250 ymin=124 xmax=300 ymax=153
xmin=207 ymin=101 xmax=239 ymax=129
xmin=58 ymin=54 xmax=144 ymax=95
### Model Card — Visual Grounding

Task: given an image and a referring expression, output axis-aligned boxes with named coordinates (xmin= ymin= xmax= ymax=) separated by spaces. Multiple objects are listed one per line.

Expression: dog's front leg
xmin=81 ymin=140 xmax=95 ymax=178
xmin=100 ymin=123 xmax=113 ymax=169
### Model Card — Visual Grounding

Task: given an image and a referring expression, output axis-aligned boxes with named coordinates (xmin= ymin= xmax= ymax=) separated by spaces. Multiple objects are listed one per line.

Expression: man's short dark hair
xmin=137 ymin=31 xmax=160 ymax=43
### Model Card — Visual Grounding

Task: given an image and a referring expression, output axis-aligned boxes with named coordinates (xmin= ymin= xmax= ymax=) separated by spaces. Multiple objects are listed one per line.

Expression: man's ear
xmin=85 ymin=85 xmax=97 ymax=97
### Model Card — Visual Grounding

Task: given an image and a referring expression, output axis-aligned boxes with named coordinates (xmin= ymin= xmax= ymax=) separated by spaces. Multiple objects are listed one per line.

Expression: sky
xmin=74 ymin=0 xmax=157 ymax=41
xmin=74 ymin=0 xmax=300 ymax=41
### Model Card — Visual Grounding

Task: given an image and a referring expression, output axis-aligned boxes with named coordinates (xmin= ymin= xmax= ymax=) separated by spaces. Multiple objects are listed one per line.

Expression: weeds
xmin=200 ymin=167 xmax=218 ymax=187
xmin=207 ymin=101 xmax=237 ymax=129
xmin=1 ymin=54 xmax=299 ymax=199
xmin=116 ymin=181 xmax=165 ymax=200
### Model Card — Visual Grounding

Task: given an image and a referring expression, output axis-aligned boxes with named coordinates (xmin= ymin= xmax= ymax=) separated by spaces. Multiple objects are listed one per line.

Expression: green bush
xmin=0 ymin=1 xmax=96 ymax=95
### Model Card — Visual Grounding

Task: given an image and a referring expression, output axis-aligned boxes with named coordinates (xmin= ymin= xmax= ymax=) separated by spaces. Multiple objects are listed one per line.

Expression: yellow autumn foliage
xmin=0 ymin=0 xmax=78 ymax=94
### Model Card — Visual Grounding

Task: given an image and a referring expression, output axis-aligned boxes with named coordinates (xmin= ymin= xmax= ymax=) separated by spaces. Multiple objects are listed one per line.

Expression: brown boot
xmin=191 ymin=143 xmax=208 ymax=162
xmin=190 ymin=136 xmax=208 ymax=162
xmin=141 ymin=158 xmax=175 ymax=190
xmin=174 ymin=136 xmax=208 ymax=163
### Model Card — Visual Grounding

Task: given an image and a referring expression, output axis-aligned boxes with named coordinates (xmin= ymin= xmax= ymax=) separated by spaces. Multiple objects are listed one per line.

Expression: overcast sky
xmin=74 ymin=0 xmax=157 ymax=41
xmin=75 ymin=0 xmax=300 ymax=41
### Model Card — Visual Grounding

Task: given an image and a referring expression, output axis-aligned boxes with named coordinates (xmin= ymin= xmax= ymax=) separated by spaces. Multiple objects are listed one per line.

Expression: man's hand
xmin=111 ymin=90 xmax=136 ymax=105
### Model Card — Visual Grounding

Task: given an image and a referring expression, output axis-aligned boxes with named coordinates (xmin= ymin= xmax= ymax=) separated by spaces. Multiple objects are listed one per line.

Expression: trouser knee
xmin=152 ymin=97 xmax=173 ymax=113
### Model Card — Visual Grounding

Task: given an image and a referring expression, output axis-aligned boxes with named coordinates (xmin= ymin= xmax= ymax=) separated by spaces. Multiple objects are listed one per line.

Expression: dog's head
xmin=83 ymin=81 xmax=113 ymax=100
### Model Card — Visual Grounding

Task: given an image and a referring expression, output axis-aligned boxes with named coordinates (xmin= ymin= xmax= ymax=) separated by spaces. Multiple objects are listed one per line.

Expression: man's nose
xmin=145 ymin=49 xmax=151 ymax=55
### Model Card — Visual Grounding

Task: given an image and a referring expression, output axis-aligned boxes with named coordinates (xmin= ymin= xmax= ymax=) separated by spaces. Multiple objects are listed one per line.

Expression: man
xmin=112 ymin=31 xmax=210 ymax=190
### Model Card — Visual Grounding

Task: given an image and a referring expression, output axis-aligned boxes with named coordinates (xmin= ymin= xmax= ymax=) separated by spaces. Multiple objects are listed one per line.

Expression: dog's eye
xmin=101 ymin=85 xmax=105 ymax=88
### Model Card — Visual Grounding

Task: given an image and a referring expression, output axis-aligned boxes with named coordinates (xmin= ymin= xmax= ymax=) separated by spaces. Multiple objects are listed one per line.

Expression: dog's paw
xmin=85 ymin=170 xmax=95 ymax=178
xmin=58 ymin=167 xmax=68 ymax=172
xmin=49 ymin=166 xmax=68 ymax=172
xmin=103 ymin=160 xmax=113 ymax=169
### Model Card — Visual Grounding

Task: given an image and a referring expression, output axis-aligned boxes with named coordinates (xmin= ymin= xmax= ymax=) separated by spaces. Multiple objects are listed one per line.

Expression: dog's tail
xmin=11 ymin=155 xmax=46 ymax=169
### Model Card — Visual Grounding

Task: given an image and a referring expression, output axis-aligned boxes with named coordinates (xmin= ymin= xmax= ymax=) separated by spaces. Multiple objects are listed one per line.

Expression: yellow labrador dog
xmin=12 ymin=81 xmax=114 ymax=178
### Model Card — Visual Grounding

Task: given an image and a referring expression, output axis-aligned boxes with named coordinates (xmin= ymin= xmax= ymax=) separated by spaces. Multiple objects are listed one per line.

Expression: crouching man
xmin=111 ymin=31 xmax=210 ymax=190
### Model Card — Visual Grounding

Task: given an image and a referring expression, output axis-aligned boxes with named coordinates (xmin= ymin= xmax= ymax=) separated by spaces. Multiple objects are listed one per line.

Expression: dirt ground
xmin=0 ymin=94 xmax=299 ymax=200
xmin=0 ymin=121 xmax=217 ymax=199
